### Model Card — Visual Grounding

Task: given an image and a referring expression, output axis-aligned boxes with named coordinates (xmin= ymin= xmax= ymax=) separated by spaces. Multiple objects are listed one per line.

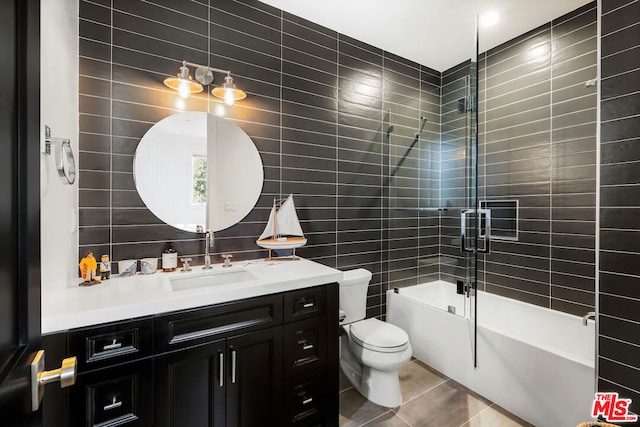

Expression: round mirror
xmin=134 ymin=112 xmax=264 ymax=233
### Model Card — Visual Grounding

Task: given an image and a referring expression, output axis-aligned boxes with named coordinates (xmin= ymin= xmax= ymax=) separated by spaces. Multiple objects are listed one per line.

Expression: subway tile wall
xmin=386 ymin=57 xmax=442 ymax=291
xmin=599 ymin=0 xmax=640 ymax=417
xmin=439 ymin=60 xmax=473 ymax=283
xmin=77 ymin=0 xmax=439 ymax=319
xmin=476 ymin=3 xmax=598 ymax=316
xmin=78 ymin=0 xmax=598 ymax=319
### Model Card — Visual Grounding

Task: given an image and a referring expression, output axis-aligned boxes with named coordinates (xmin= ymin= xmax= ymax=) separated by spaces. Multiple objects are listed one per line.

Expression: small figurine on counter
xmin=79 ymin=251 xmax=101 ymax=286
xmin=99 ymin=254 xmax=111 ymax=280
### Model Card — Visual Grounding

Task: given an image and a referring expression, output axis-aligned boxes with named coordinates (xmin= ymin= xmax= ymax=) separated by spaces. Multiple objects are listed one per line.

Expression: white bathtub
xmin=387 ymin=280 xmax=595 ymax=427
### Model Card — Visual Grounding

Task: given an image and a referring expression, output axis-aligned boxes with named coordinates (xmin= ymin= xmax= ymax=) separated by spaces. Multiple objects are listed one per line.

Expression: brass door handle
xmin=31 ymin=350 xmax=77 ymax=411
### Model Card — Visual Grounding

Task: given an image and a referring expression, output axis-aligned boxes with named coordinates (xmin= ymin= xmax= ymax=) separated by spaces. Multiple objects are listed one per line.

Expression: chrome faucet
xmin=582 ymin=311 xmax=595 ymax=326
xmin=203 ymin=230 xmax=214 ymax=269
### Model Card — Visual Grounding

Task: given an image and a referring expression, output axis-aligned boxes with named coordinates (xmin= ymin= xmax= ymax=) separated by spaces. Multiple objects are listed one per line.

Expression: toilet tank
xmin=338 ymin=268 xmax=372 ymax=324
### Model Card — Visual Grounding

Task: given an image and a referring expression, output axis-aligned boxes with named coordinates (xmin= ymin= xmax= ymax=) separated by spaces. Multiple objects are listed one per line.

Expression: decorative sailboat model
xmin=256 ymin=194 xmax=307 ymax=260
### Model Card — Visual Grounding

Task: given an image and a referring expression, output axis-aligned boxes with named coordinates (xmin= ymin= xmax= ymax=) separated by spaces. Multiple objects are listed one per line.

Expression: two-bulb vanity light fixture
xmin=163 ymin=60 xmax=247 ymax=105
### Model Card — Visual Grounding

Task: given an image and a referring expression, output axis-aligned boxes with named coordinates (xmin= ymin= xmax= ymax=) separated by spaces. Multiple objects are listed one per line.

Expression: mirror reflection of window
xmin=192 ymin=155 xmax=207 ymax=205
xmin=134 ymin=112 xmax=264 ymax=232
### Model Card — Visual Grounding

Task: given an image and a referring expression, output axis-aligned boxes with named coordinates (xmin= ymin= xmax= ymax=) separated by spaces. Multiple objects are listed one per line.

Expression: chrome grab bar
xmin=460 ymin=209 xmax=491 ymax=254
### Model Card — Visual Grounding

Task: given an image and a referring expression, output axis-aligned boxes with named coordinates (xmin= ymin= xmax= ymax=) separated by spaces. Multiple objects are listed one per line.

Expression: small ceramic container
xmin=117 ymin=259 xmax=137 ymax=277
xmin=140 ymin=258 xmax=158 ymax=275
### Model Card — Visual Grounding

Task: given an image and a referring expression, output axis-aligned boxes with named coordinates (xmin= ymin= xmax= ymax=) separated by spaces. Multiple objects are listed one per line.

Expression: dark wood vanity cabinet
xmin=69 ymin=358 xmax=154 ymax=427
xmin=153 ymin=293 xmax=285 ymax=426
xmin=43 ymin=318 xmax=155 ymax=427
xmin=43 ymin=283 xmax=339 ymax=427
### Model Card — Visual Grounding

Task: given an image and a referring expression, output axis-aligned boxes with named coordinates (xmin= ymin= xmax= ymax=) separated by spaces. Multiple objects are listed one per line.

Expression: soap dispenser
xmin=162 ymin=244 xmax=178 ymax=272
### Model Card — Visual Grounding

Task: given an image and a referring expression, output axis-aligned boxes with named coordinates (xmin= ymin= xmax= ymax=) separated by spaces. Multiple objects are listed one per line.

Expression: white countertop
xmin=42 ymin=258 xmax=342 ymax=334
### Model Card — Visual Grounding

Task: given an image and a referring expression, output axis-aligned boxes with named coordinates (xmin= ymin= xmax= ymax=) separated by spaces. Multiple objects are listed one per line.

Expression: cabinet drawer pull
xmin=231 ymin=349 xmax=237 ymax=384
xmin=302 ymin=397 xmax=313 ymax=405
xmin=302 ymin=344 xmax=314 ymax=350
xmin=218 ymin=352 xmax=224 ymax=387
xmin=302 ymin=302 xmax=314 ymax=308
xmin=104 ymin=397 xmax=122 ymax=411
xmin=103 ymin=339 xmax=122 ymax=351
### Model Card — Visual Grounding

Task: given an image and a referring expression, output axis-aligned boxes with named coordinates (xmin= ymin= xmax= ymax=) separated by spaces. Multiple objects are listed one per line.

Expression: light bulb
xmin=215 ymin=104 xmax=226 ymax=116
xmin=178 ymin=79 xmax=191 ymax=99
xmin=224 ymin=88 xmax=235 ymax=105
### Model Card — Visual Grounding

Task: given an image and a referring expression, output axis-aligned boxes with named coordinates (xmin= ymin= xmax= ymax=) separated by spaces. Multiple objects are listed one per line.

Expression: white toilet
xmin=338 ymin=268 xmax=412 ymax=408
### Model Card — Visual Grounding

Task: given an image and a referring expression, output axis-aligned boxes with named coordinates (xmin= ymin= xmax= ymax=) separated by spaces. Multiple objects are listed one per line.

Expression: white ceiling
xmin=258 ymin=0 xmax=593 ymax=71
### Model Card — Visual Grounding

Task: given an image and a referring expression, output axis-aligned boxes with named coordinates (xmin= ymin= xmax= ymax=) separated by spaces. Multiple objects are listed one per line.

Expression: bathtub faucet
xmin=582 ymin=311 xmax=595 ymax=326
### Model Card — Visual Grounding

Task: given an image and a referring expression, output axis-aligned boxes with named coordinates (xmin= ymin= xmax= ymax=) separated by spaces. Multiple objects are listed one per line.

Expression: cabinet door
xmin=155 ymin=340 xmax=226 ymax=427
xmin=69 ymin=360 xmax=153 ymax=427
xmin=226 ymin=326 xmax=283 ymax=427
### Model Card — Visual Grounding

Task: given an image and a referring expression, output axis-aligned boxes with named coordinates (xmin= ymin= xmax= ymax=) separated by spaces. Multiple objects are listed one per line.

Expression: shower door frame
xmin=471 ymin=15 xmax=480 ymax=369
xmin=464 ymin=17 xmax=481 ymax=369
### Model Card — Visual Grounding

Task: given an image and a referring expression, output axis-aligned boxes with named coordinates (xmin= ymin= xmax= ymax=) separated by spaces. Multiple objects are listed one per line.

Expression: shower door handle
xmin=460 ymin=209 xmax=474 ymax=253
xmin=460 ymin=209 xmax=491 ymax=254
xmin=478 ymin=209 xmax=491 ymax=254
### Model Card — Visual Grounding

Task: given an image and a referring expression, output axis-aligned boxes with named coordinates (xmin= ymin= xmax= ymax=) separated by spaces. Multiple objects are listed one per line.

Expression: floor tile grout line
xmin=458 ymin=402 xmax=496 ymax=427
xmin=358 ymin=408 xmax=414 ymax=427
xmin=396 ymin=377 xmax=451 ymax=406
xmin=342 ymin=370 xmax=451 ymax=426
xmin=394 ymin=411 xmax=414 ymax=427
xmin=357 ymin=409 xmax=394 ymax=427
xmin=340 ymin=361 xmax=529 ymax=427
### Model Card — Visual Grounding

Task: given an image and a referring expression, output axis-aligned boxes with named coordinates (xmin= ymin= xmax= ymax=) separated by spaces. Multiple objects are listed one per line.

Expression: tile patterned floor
xmin=339 ymin=359 xmax=534 ymax=427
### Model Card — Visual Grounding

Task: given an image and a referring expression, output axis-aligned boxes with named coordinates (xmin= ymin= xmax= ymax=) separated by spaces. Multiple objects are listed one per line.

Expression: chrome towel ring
xmin=44 ymin=125 xmax=76 ymax=185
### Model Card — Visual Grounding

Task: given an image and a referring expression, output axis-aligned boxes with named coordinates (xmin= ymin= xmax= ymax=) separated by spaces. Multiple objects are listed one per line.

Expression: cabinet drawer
xmin=68 ymin=318 xmax=153 ymax=373
xmin=70 ymin=360 xmax=153 ymax=427
xmin=284 ymin=371 xmax=330 ymax=426
xmin=284 ymin=286 xmax=326 ymax=323
xmin=284 ymin=317 xmax=326 ymax=378
xmin=155 ymin=293 xmax=283 ymax=352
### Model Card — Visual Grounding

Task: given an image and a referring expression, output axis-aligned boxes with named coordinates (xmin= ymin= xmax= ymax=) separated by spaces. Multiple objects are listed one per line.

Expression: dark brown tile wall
xmin=385 ymin=53 xmax=441 ymax=297
xmin=476 ymin=3 xmax=598 ymax=316
xmin=77 ymin=0 xmax=438 ymax=319
xmin=78 ymin=0 xmax=599 ymax=320
xmin=599 ymin=0 xmax=640 ymax=417
xmin=439 ymin=60 xmax=473 ymax=283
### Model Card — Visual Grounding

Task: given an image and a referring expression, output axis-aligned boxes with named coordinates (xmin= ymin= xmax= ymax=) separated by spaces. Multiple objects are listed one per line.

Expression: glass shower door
xmin=467 ymin=17 xmax=482 ymax=368
xmin=387 ymin=18 xmax=481 ymax=366
xmin=440 ymin=18 xmax=481 ymax=367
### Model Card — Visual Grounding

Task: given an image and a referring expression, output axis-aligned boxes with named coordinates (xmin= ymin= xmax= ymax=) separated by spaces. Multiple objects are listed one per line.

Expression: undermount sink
xmin=170 ymin=268 xmax=258 ymax=291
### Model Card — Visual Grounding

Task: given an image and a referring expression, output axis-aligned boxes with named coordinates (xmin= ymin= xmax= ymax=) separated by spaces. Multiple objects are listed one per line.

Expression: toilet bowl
xmin=338 ymin=269 xmax=412 ymax=408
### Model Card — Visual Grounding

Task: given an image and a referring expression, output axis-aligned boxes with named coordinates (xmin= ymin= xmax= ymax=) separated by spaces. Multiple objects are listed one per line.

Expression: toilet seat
xmin=349 ymin=318 xmax=409 ymax=353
